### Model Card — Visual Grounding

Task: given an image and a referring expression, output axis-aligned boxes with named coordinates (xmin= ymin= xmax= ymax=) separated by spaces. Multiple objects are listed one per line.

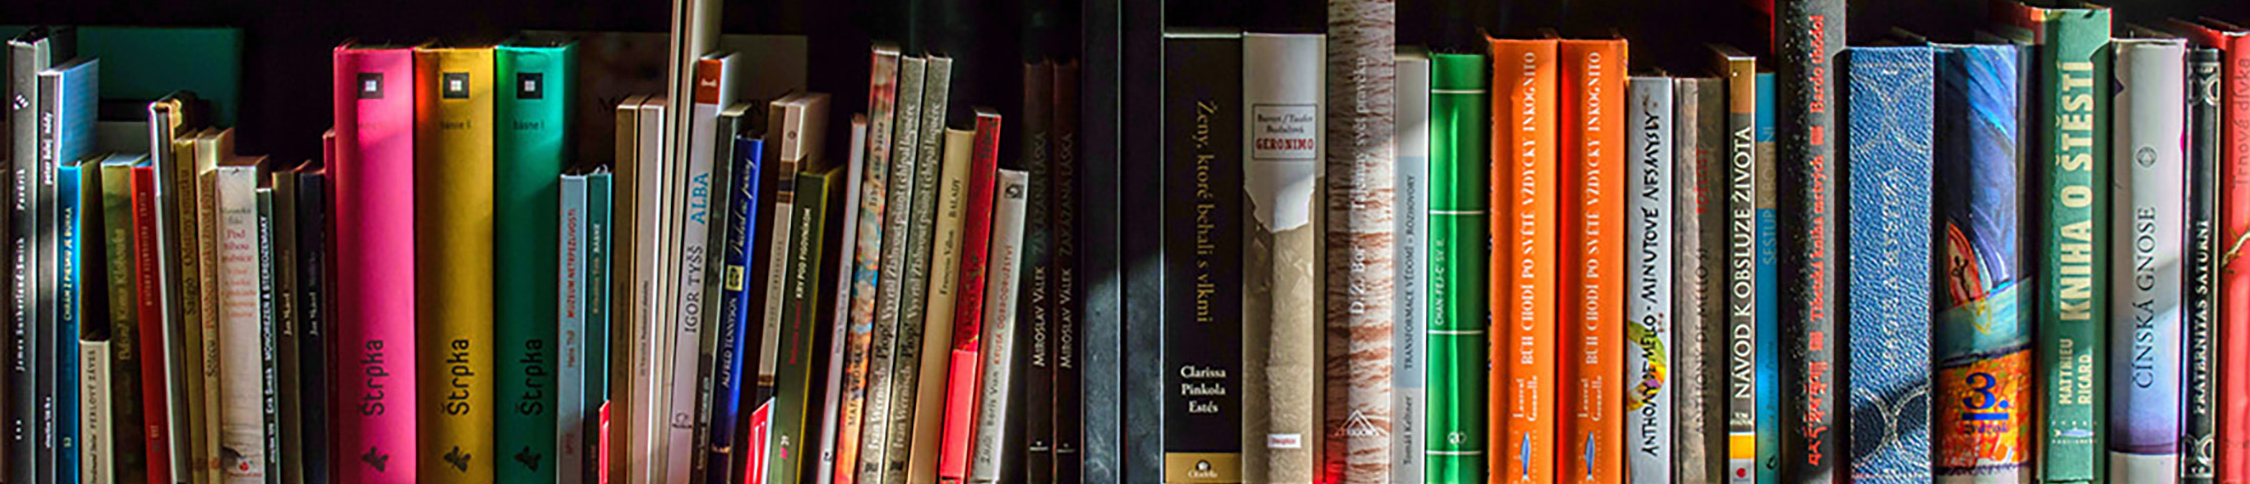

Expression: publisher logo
xmin=443 ymin=72 xmax=470 ymax=99
xmin=1337 ymin=410 xmax=1385 ymax=438
xmin=357 ymin=73 xmax=384 ymax=99
xmin=517 ymin=72 xmax=544 ymax=100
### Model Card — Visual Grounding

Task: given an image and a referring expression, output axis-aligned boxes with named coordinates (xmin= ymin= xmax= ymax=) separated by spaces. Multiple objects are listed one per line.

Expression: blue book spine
xmin=708 ymin=136 xmax=765 ymax=474
xmin=1754 ymin=71 xmax=1779 ymax=484
xmin=58 ymin=160 xmax=82 ymax=484
xmin=1839 ymin=45 xmax=1935 ymax=484
xmin=1932 ymin=44 xmax=2032 ymax=483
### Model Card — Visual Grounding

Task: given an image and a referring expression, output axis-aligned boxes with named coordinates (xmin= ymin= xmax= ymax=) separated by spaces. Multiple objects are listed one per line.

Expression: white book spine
xmin=82 ymin=339 xmax=111 ymax=484
xmin=2108 ymin=39 xmax=2186 ymax=484
xmin=967 ymin=169 xmax=1029 ymax=484
xmin=629 ymin=99 xmax=670 ymax=484
xmin=1625 ymin=76 xmax=1674 ymax=484
xmin=664 ymin=55 xmax=737 ymax=484
xmin=1391 ymin=49 xmax=1430 ymax=484
xmin=559 ymin=174 xmax=589 ymax=484
xmin=1242 ymin=33 xmax=1325 ymax=484
xmin=816 ymin=116 xmax=870 ymax=484
xmin=214 ymin=167 xmax=264 ymax=484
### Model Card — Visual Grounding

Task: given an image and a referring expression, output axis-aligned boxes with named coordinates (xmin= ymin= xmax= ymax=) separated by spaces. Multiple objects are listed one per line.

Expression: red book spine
xmin=939 ymin=111 xmax=1004 ymax=481
xmin=331 ymin=44 xmax=419 ymax=484
xmin=131 ymin=165 xmax=171 ymax=484
xmin=2220 ymin=30 xmax=2250 ymax=484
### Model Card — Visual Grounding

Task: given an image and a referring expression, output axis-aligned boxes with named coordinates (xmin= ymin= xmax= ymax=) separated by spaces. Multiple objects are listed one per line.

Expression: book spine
xmin=1050 ymin=57 xmax=1085 ymax=484
xmin=1427 ymin=52 xmax=1487 ymax=484
xmin=412 ymin=47 xmax=496 ymax=484
xmin=1671 ymin=77 xmax=1720 ymax=484
xmin=968 ymin=169 xmax=1030 ymax=484
xmin=1323 ymin=4 xmax=1396 ymax=484
xmin=178 ymin=134 xmax=213 ymax=484
xmin=686 ymin=58 xmax=745 ymax=484
xmin=884 ymin=57 xmax=955 ymax=484
xmin=2225 ymin=30 xmax=2250 ymax=484
xmin=626 ymin=96 xmax=671 ymax=484
xmin=776 ymin=167 xmax=842 ymax=484
xmin=275 ymin=175 xmax=303 ymax=484
xmin=603 ymin=95 xmax=639 ymax=484
xmin=1753 ymin=72 xmax=1779 ymax=484
xmin=5 ymin=38 xmax=40 ymax=484
xmin=1024 ymin=61 xmax=1058 ymax=484
xmin=2108 ymin=40 xmax=2186 ymax=483
xmin=905 ymin=126 xmax=976 ymax=484
xmin=1391 ymin=51 xmax=1428 ymax=484
xmin=585 ymin=171 xmax=613 ymax=484
xmin=1718 ymin=50 xmax=1758 ymax=484
xmin=331 ymin=46 xmax=418 ymax=484
xmin=1625 ymin=76 xmax=1674 ymax=484
xmin=102 ymin=161 xmax=147 ymax=484
xmin=259 ymin=188 xmax=283 ymax=484
xmin=132 ymin=164 xmax=173 ymax=484
xmin=194 ymin=133 xmax=227 ymax=484
xmin=81 ymin=162 xmax=114 ymax=484
xmin=45 ymin=65 xmax=91 ymax=484
xmin=1161 ymin=32 xmax=1243 ymax=484
xmin=1931 ymin=43 xmax=2031 ymax=483
xmin=560 ymin=174 xmax=589 ymax=484
xmin=299 ymin=171 xmax=332 ymax=484
xmin=1241 ymin=33 xmax=1324 ymax=484
xmin=1560 ymin=40 xmax=1625 ymax=484
xmin=1837 ymin=45 xmax=1935 ymax=482
xmin=494 ymin=44 xmax=573 ymax=484
xmin=1487 ymin=38 xmax=1557 ymax=484
xmin=837 ymin=47 xmax=902 ymax=484
xmin=213 ymin=166 xmax=265 ymax=484
xmin=940 ymin=114 xmax=1004 ymax=483
xmin=760 ymin=131 xmax=801 ymax=418
xmin=712 ymin=133 xmax=764 ymax=484
xmin=2028 ymin=9 xmax=2114 ymax=482
xmin=1777 ymin=2 xmax=1844 ymax=480
xmin=860 ymin=55 xmax=927 ymax=484
xmin=818 ymin=116 xmax=871 ymax=484
xmin=2184 ymin=47 xmax=2222 ymax=484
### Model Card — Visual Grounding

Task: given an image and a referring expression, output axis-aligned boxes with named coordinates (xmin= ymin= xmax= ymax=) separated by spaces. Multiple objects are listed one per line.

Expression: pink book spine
xmin=331 ymin=44 xmax=418 ymax=484
xmin=938 ymin=112 xmax=1003 ymax=482
xmin=599 ymin=403 xmax=612 ymax=484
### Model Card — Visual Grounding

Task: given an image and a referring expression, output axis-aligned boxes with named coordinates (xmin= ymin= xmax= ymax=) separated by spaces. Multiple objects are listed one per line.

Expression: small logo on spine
xmin=357 ymin=73 xmax=383 ymax=99
xmin=517 ymin=73 xmax=543 ymax=100
xmin=442 ymin=72 xmax=470 ymax=99
xmin=361 ymin=446 xmax=389 ymax=472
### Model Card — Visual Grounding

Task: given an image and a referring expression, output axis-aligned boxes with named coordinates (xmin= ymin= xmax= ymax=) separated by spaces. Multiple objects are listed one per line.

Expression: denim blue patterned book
xmin=1837 ymin=45 xmax=1934 ymax=484
xmin=1931 ymin=43 xmax=2032 ymax=484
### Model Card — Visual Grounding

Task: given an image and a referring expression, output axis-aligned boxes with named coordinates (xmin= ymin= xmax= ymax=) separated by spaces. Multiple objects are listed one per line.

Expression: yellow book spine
xmin=414 ymin=45 xmax=497 ymax=484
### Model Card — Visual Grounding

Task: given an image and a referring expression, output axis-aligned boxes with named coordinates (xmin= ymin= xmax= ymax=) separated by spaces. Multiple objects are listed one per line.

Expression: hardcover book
xmin=1625 ymin=75 xmax=1674 ymax=484
xmin=494 ymin=41 xmax=575 ymax=484
xmin=1160 ymin=30 xmax=1243 ymax=484
xmin=331 ymin=43 xmax=419 ymax=484
xmin=1391 ymin=48 xmax=1429 ymax=484
xmin=1989 ymin=4 xmax=2113 ymax=480
xmin=969 ymin=169 xmax=1031 ymax=484
xmin=1931 ymin=42 xmax=2031 ymax=483
xmin=1427 ymin=51 xmax=1487 ymax=484
xmin=1488 ymin=36 xmax=1557 ymax=484
xmin=2183 ymin=45 xmax=2223 ymax=484
xmin=1713 ymin=44 xmax=1758 ymax=484
xmin=412 ymin=44 xmax=496 ymax=484
xmin=1777 ymin=1 xmax=1845 ymax=478
xmin=1559 ymin=38 xmax=1625 ymax=484
xmin=836 ymin=45 xmax=902 ymax=484
xmin=1323 ymin=3 xmax=1397 ymax=483
xmin=938 ymin=115 xmax=1004 ymax=484
xmin=1241 ymin=32 xmax=1324 ymax=484
xmin=2109 ymin=38 xmax=2186 ymax=483
xmin=1837 ymin=45 xmax=1934 ymax=484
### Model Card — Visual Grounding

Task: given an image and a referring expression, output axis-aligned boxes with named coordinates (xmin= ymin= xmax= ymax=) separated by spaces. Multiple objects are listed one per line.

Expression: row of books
xmin=1143 ymin=2 xmax=2250 ymax=484
xmin=0 ymin=19 xmax=1093 ymax=484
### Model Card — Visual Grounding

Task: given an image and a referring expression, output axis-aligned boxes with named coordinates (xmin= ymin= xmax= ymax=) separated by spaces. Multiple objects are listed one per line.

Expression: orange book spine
xmin=1487 ymin=37 xmax=1558 ymax=484
xmin=1556 ymin=38 xmax=1625 ymax=484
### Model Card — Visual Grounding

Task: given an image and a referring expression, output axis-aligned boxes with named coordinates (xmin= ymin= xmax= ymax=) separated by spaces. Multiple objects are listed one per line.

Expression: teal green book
xmin=1992 ymin=3 xmax=2110 ymax=482
xmin=494 ymin=40 xmax=576 ymax=483
xmin=584 ymin=169 xmax=613 ymax=479
xmin=1427 ymin=52 xmax=1487 ymax=484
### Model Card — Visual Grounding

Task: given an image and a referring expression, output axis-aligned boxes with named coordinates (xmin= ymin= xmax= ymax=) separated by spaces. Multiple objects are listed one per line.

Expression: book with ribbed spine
xmin=1711 ymin=45 xmax=1758 ymax=484
xmin=1989 ymin=4 xmax=2112 ymax=481
xmin=494 ymin=41 xmax=574 ymax=484
xmin=776 ymin=164 xmax=844 ymax=484
xmin=1487 ymin=37 xmax=1556 ymax=484
xmin=1559 ymin=38 xmax=1625 ymax=484
xmin=816 ymin=115 xmax=870 ymax=484
xmin=331 ymin=43 xmax=418 ymax=484
xmin=1931 ymin=42 xmax=2031 ymax=484
xmin=1674 ymin=76 xmax=1727 ymax=484
xmin=2108 ymin=38 xmax=2185 ymax=483
xmin=1625 ymin=75 xmax=1674 ymax=484
xmin=2182 ymin=45 xmax=2222 ymax=484
xmin=860 ymin=53 xmax=927 ymax=484
xmin=1161 ymin=30 xmax=1243 ymax=484
xmin=1427 ymin=51 xmax=1487 ymax=484
xmin=6 ymin=28 xmax=73 ymax=484
xmin=907 ymin=126 xmax=976 ymax=484
xmin=968 ymin=169 xmax=1030 ymax=484
xmin=1242 ymin=33 xmax=1324 ymax=484
xmin=939 ymin=112 xmax=1003 ymax=483
xmin=1391 ymin=48 xmax=1428 ymax=484
xmin=884 ymin=54 xmax=953 ymax=484
xmin=560 ymin=171 xmax=590 ymax=484
xmin=210 ymin=159 xmax=268 ymax=484
xmin=836 ymin=45 xmax=901 ymax=484
xmin=1837 ymin=45 xmax=1934 ymax=483
xmin=412 ymin=44 xmax=496 ymax=484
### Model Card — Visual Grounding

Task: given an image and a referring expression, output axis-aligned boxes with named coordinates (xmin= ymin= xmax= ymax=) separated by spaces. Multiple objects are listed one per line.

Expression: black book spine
xmin=4 ymin=35 xmax=44 ymax=484
xmin=1023 ymin=59 xmax=1057 ymax=484
xmin=1777 ymin=0 xmax=1842 ymax=480
xmin=257 ymin=190 xmax=280 ymax=484
xmin=1160 ymin=31 xmax=1244 ymax=484
xmin=1081 ymin=0 xmax=1125 ymax=480
xmin=297 ymin=171 xmax=331 ymax=484
xmin=273 ymin=174 xmax=302 ymax=484
xmin=1051 ymin=58 xmax=1085 ymax=484
xmin=2184 ymin=47 xmax=2222 ymax=484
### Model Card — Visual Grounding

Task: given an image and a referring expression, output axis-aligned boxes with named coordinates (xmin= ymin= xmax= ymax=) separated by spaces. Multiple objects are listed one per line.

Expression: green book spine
xmin=584 ymin=170 xmax=613 ymax=479
xmin=494 ymin=41 xmax=576 ymax=483
xmin=1427 ymin=52 xmax=1488 ymax=484
xmin=772 ymin=166 xmax=841 ymax=484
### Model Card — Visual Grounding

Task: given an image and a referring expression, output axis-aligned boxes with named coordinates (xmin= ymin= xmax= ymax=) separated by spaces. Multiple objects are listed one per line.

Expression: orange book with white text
xmin=1556 ymin=37 xmax=1625 ymax=484
xmin=1487 ymin=36 xmax=1558 ymax=484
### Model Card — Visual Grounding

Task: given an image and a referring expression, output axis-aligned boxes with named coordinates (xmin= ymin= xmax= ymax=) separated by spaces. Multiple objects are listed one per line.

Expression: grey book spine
xmin=4 ymin=31 xmax=57 ymax=484
xmin=1626 ymin=76 xmax=1674 ymax=484
xmin=1391 ymin=49 xmax=1429 ymax=484
xmin=860 ymin=54 xmax=927 ymax=484
xmin=2107 ymin=39 xmax=2186 ymax=484
xmin=968 ymin=169 xmax=1031 ymax=484
xmin=882 ymin=55 xmax=952 ymax=484
xmin=1673 ymin=77 xmax=1726 ymax=484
